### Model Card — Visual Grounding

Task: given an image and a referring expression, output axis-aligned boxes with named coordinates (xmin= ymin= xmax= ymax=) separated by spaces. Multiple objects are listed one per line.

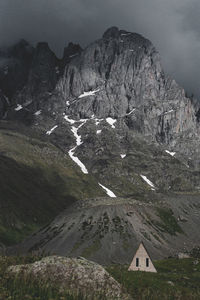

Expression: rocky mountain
xmin=1 ymin=27 xmax=200 ymax=263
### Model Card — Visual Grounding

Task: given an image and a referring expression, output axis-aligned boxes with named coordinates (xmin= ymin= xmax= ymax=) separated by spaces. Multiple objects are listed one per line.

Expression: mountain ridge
xmin=0 ymin=27 xmax=200 ymax=263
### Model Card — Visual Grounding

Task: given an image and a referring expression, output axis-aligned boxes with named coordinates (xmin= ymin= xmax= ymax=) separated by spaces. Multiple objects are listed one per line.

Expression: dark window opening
xmin=136 ymin=258 xmax=139 ymax=267
xmin=146 ymin=258 xmax=149 ymax=267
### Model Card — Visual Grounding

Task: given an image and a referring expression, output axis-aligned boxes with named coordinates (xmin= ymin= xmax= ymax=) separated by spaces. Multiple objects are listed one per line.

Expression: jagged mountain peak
xmin=102 ymin=26 xmax=153 ymax=49
xmin=103 ymin=26 xmax=120 ymax=39
xmin=34 ymin=42 xmax=58 ymax=59
xmin=63 ymin=42 xmax=82 ymax=57
xmin=62 ymin=42 xmax=82 ymax=66
xmin=36 ymin=41 xmax=50 ymax=50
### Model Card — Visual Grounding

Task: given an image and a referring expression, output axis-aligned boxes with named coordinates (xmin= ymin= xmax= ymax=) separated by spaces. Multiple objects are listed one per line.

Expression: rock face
xmin=1 ymin=26 xmax=199 ymax=157
xmin=55 ymin=26 xmax=198 ymax=149
xmin=7 ymin=256 xmax=130 ymax=300
xmin=0 ymin=39 xmax=34 ymax=98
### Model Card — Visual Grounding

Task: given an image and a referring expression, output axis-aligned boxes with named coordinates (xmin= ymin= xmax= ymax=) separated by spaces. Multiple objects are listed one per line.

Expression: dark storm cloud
xmin=0 ymin=0 xmax=200 ymax=97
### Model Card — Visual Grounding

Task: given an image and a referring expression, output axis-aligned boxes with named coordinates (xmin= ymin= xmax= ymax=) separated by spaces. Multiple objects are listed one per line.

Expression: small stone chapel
xmin=128 ymin=242 xmax=157 ymax=273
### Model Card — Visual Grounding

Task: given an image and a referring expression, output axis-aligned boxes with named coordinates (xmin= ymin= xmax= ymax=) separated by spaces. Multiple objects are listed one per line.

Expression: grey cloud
xmin=0 ymin=0 xmax=200 ymax=97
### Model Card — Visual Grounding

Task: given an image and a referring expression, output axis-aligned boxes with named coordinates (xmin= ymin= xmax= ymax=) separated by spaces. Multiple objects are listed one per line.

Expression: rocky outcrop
xmin=62 ymin=42 xmax=82 ymax=66
xmin=1 ymin=27 xmax=199 ymax=149
xmin=7 ymin=256 xmax=131 ymax=299
xmin=0 ymin=91 xmax=9 ymax=119
xmin=0 ymin=39 xmax=34 ymax=98
xmin=54 ymin=26 xmax=198 ymax=147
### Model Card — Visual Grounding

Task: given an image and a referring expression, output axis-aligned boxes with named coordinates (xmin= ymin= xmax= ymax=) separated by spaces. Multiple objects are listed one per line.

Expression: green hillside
xmin=0 ymin=122 xmax=103 ymax=246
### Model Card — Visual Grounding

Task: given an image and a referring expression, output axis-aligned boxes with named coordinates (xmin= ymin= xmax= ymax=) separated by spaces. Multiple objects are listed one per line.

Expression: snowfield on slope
xmin=140 ymin=175 xmax=156 ymax=191
xmin=165 ymin=150 xmax=176 ymax=157
xmin=46 ymin=125 xmax=58 ymax=135
xmin=65 ymin=117 xmax=89 ymax=174
xmin=78 ymin=89 xmax=100 ymax=99
xmin=15 ymin=104 xmax=23 ymax=111
xmin=98 ymin=183 xmax=117 ymax=198
xmin=106 ymin=117 xmax=117 ymax=128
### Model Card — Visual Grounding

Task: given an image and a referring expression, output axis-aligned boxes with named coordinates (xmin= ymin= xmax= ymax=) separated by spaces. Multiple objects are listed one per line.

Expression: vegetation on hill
xmin=107 ymin=258 xmax=200 ymax=299
xmin=0 ymin=123 xmax=103 ymax=246
xmin=0 ymin=255 xmax=200 ymax=299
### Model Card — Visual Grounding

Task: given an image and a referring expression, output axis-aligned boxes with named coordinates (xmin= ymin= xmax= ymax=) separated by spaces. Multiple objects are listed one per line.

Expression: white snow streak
xmin=46 ymin=125 xmax=58 ymax=135
xmin=95 ymin=118 xmax=103 ymax=125
xmin=97 ymin=130 xmax=102 ymax=134
xmin=15 ymin=104 xmax=23 ymax=111
xmin=64 ymin=115 xmax=76 ymax=124
xmin=165 ymin=150 xmax=176 ymax=157
xmin=120 ymin=154 xmax=126 ymax=159
xmin=69 ymin=53 xmax=78 ymax=58
xmin=34 ymin=110 xmax=41 ymax=116
xmin=69 ymin=148 xmax=88 ymax=174
xmin=140 ymin=175 xmax=156 ymax=191
xmin=126 ymin=108 xmax=136 ymax=116
xmin=106 ymin=117 xmax=117 ymax=128
xmin=67 ymin=120 xmax=88 ymax=174
xmin=164 ymin=110 xmax=174 ymax=115
xmin=78 ymin=89 xmax=100 ymax=99
xmin=98 ymin=183 xmax=117 ymax=198
xmin=121 ymin=33 xmax=131 ymax=36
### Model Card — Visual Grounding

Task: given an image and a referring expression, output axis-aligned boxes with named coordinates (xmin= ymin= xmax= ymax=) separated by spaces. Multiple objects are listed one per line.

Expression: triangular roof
xmin=128 ymin=242 xmax=157 ymax=273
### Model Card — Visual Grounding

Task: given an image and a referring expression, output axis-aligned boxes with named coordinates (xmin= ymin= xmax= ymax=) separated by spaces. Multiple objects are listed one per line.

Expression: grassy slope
xmin=107 ymin=258 xmax=200 ymax=300
xmin=0 ymin=256 xmax=200 ymax=299
xmin=0 ymin=125 xmax=104 ymax=246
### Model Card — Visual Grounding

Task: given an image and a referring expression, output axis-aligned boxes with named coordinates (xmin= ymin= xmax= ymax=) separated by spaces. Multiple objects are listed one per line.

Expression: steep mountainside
xmin=1 ymin=27 xmax=200 ymax=262
xmin=0 ymin=122 xmax=104 ymax=248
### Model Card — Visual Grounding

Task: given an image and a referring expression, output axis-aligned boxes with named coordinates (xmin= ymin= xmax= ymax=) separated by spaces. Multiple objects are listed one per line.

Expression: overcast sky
xmin=0 ymin=0 xmax=200 ymax=97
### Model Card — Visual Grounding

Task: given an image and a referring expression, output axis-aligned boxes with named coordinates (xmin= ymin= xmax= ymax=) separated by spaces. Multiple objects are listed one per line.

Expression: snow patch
xmin=46 ymin=125 xmax=58 ymax=135
xmin=98 ymin=183 xmax=117 ymax=198
xmin=140 ymin=175 xmax=155 ymax=191
xmin=164 ymin=110 xmax=174 ymax=115
xmin=78 ymin=89 xmax=100 ymax=99
xmin=126 ymin=108 xmax=136 ymax=116
xmin=121 ymin=33 xmax=131 ymax=36
xmin=95 ymin=118 xmax=103 ymax=125
xmin=71 ymin=123 xmax=85 ymax=146
xmin=69 ymin=53 xmax=78 ymax=58
xmin=66 ymin=101 xmax=70 ymax=106
xmin=34 ymin=110 xmax=41 ymax=116
xmin=64 ymin=115 xmax=76 ymax=124
xmin=14 ymin=104 xmax=23 ymax=111
xmin=68 ymin=147 xmax=88 ymax=174
xmin=165 ymin=150 xmax=176 ymax=157
xmin=106 ymin=117 xmax=117 ymax=128
xmin=97 ymin=130 xmax=102 ymax=135
xmin=120 ymin=154 xmax=126 ymax=159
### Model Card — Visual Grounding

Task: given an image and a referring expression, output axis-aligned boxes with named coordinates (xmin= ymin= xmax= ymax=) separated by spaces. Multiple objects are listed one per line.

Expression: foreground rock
xmin=7 ymin=256 xmax=131 ymax=300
